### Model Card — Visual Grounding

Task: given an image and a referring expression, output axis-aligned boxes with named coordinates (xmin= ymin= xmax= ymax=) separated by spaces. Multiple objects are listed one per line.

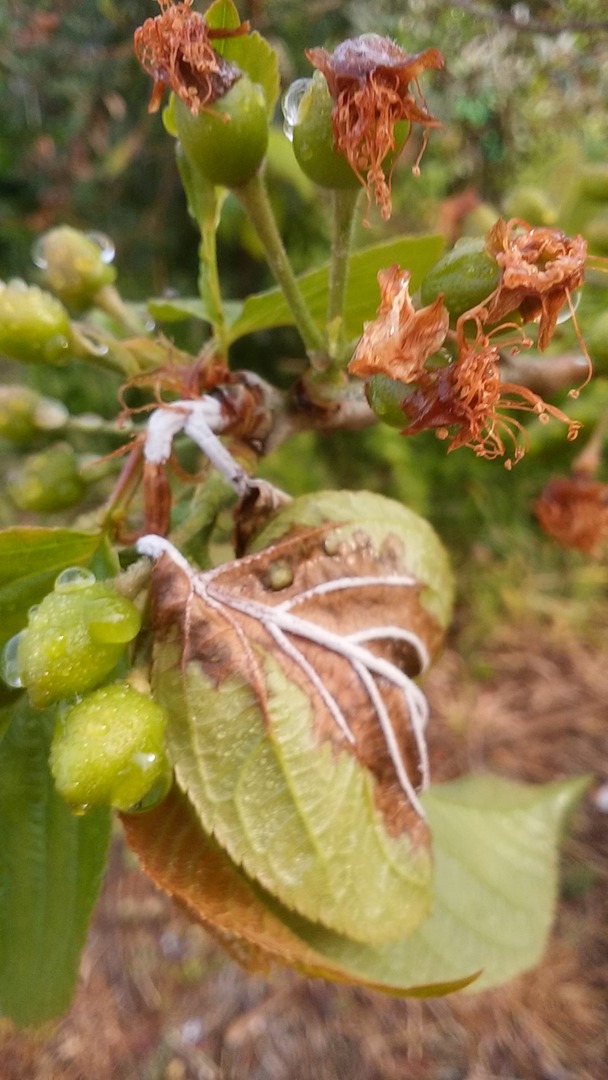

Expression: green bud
xmin=167 ymin=75 xmax=269 ymax=188
xmin=580 ymin=164 xmax=608 ymax=201
xmin=502 ymin=186 xmax=557 ymax=227
xmin=0 ymin=387 xmax=67 ymax=444
xmin=33 ymin=226 xmax=116 ymax=312
xmin=0 ymin=280 xmax=73 ymax=365
xmin=50 ymin=682 xmax=170 ymax=812
xmin=420 ymin=237 xmax=500 ymax=321
xmin=365 ymin=374 xmax=409 ymax=428
xmin=289 ymin=73 xmax=407 ymax=191
xmin=7 ymin=442 xmax=85 ymax=512
xmin=16 ymin=580 xmax=141 ymax=707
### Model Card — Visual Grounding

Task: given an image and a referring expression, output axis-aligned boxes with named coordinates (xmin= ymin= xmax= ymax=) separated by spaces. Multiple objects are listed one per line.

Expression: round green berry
xmin=50 ymin=683 xmax=170 ymax=812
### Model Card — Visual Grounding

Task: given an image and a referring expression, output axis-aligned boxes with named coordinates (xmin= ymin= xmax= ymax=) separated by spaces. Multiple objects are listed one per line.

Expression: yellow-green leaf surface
xmin=0 ymin=697 xmax=110 ymax=1025
xmin=280 ymin=773 xmax=589 ymax=992
xmin=123 ymin=772 xmax=585 ymax=993
xmin=154 ymin=640 xmax=431 ymax=946
xmin=0 ymin=527 xmax=102 ymax=653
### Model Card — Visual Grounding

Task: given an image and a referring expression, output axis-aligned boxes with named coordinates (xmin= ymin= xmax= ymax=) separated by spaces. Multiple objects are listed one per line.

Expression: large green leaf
xmin=0 ymin=697 xmax=111 ymax=1025
xmin=0 ymin=527 xmax=102 ymax=653
xmin=277 ymin=773 xmax=589 ymax=991
xmin=146 ymin=234 xmax=444 ymax=342
xmin=226 ymin=233 xmax=444 ymax=343
xmin=123 ymin=772 xmax=586 ymax=994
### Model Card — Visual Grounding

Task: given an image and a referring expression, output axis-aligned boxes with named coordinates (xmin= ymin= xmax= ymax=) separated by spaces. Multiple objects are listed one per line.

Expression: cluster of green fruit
xmin=1 ymin=568 xmax=170 ymax=813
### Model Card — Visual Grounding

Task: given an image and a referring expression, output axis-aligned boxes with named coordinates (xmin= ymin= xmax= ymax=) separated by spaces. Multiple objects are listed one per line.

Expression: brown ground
xmin=1 ymin=610 xmax=607 ymax=1080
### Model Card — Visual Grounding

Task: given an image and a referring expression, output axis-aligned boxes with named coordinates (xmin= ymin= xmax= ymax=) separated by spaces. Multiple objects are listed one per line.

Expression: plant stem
xmin=197 ymin=194 xmax=229 ymax=356
xmin=234 ymin=173 xmax=325 ymax=356
xmin=326 ymin=187 xmax=361 ymax=362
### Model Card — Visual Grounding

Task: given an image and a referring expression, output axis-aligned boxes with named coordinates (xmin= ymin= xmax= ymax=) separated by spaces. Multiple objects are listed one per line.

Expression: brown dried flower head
xmin=306 ymin=35 xmax=444 ymax=220
xmin=534 ymin=474 xmax=608 ymax=554
xmin=133 ymin=0 xmax=248 ymax=115
xmin=400 ymin=342 xmax=580 ymax=468
xmin=477 ymin=218 xmax=587 ymax=353
xmin=348 ymin=265 xmax=449 ymax=382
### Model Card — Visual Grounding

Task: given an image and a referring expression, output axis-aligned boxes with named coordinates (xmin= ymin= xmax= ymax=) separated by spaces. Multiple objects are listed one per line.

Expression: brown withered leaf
xmin=120 ymin=782 xmax=477 ymax=997
xmin=138 ymin=492 xmax=452 ymax=945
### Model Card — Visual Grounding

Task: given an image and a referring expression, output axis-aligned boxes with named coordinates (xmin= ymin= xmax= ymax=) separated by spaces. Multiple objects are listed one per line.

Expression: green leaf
xmin=206 ymin=1 xmax=280 ymax=116
xmin=0 ymin=527 xmax=102 ymax=653
xmin=0 ymin=697 xmax=111 ymax=1025
xmin=277 ymin=773 xmax=589 ymax=991
xmin=226 ymin=234 xmax=445 ymax=344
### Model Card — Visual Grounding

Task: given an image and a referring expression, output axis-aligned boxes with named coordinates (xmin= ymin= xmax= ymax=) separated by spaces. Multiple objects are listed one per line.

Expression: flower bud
xmin=15 ymin=576 xmax=141 ymax=707
xmin=167 ymin=75 xmax=269 ymax=187
xmin=50 ymin=682 xmax=170 ymax=812
xmin=0 ymin=387 xmax=47 ymax=444
xmin=33 ymin=226 xmax=116 ymax=312
xmin=7 ymin=443 xmax=85 ymax=512
xmin=420 ymin=237 xmax=500 ymax=321
xmin=0 ymin=280 xmax=73 ymax=365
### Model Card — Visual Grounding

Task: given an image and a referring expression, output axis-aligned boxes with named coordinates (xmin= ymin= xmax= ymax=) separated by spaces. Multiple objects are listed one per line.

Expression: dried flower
xmin=534 ymin=475 xmax=608 ymax=554
xmin=306 ymin=35 xmax=443 ymax=219
xmin=348 ymin=265 xmax=449 ymax=381
xmin=133 ymin=0 xmax=248 ymax=115
xmin=400 ymin=343 xmax=580 ymax=467
xmin=470 ymin=218 xmax=587 ymax=352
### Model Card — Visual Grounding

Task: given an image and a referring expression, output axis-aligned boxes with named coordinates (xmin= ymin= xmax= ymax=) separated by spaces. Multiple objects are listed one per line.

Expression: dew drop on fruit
xmin=31 ymin=238 xmax=48 ymax=269
xmin=281 ymin=79 xmax=311 ymax=141
xmin=55 ymin=566 xmax=96 ymax=592
xmin=0 ymin=632 xmax=24 ymax=688
xmin=86 ymin=231 xmax=115 ymax=264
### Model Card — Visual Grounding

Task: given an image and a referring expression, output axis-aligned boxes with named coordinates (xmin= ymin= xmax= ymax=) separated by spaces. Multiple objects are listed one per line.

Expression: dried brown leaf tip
xmin=133 ymin=0 xmax=248 ymax=114
xmin=534 ymin=474 xmax=608 ymax=554
xmin=307 ymin=35 xmax=443 ymax=220
xmin=348 ymin=265 xmax=449 ymax=381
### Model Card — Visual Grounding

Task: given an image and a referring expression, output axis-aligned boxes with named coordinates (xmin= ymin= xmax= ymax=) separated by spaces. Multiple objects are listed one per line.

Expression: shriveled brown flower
xmin=534 ymin=474 xmax=608 ymax=554
xmin=133 ymin=0 xmax=248 ymax=115
xmin=466 ymin=218 xmax=587 ymax=353
xmin=401 ymin=343 xmax=580 ymax=467
xmin=348 ymin=265 xmax=449 ymax=381
xmin=306 ymin=35 xmax=444 ymax=220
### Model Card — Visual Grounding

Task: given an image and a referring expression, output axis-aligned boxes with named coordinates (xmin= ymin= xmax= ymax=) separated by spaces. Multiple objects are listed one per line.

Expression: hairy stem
xmin=234 ymin=173 xmax=325 ymax=356
xmin=327 ymin=187 xmax=361 ymax=363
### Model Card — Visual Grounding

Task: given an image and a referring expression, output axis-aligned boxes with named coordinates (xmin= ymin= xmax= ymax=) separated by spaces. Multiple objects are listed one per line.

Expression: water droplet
xmin=144 ymin=316 xmax=156 ymax=333
xmin=70 ymin=803 xmax=91 ymax=817
xmin=27 ymin=604 xmax=40 ymax=619
xmin=281 ymin=78 xmax=312 ymax=141
xmin=42 ymin=334 xmax=70 ymax=362
xmin=556 ymin=288 xmax=581 ymax=326
xmin=86 ymin=230 xmax=115 ymax=264
xmin=31 ymin=237 xmax=48 ymax=270
xmin=55 ymin=566 xmax=96 ymax=592
xmin=0 ymin=632 xmax=25 ymax=688
xmin=81 ymin=334 xmax=110 ymax=358
xmin=264 ymin=559 xmax=294 ymax=591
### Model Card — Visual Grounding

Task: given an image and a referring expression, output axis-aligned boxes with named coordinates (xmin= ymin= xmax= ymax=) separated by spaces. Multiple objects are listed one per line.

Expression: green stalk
xmin=326 ymin=187 xmax=361 ymax=364
xmin=234 ymin=173 xmax=325 ymax=356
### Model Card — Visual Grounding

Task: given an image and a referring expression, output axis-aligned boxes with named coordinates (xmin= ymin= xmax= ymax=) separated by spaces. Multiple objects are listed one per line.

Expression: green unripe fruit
xmin=365 ymin=374 xmax=409 ymax=428
xmin=50 ymin=682 xmax=170 ymax=812
xmin=0 ymin=279 xmax=73 ymax=365
xmin=289 ymin=73 xmax=407 ymax=190
xmin=7 ymin=442 xmax=85 ymax=512
xmin=168 ymin=76 xmax=268 ymax=187
xmin=17 ymin=579 xmax=141 ymax=707
xmin=33 ymin=226 xmax=116 ymax=312
xmin=420 ymin=237 xmax=500 ymax=321
xmin=501 ymin=186 xmax=557 ymax=227
xmin=0 ymin=387 xmax=42 ymax=444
